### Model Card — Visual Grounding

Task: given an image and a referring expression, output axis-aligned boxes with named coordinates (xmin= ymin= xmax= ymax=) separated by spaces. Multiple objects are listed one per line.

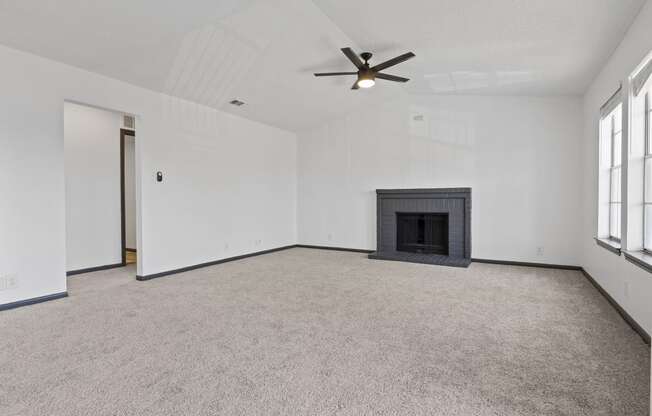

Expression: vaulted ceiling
xmin=0 ymin=0 xmax=645 ymax=131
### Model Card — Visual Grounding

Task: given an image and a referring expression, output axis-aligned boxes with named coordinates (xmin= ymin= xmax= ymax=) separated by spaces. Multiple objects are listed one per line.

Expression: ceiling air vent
xmin=123 ymin=115 xmax=136 ymax=130
xmin=229 ymin=99 xmax=245 ymax=106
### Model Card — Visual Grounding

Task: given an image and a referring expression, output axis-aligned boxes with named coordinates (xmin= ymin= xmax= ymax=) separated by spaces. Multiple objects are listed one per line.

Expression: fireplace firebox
xmin=396 ymin=213 xmax=448 ymax=255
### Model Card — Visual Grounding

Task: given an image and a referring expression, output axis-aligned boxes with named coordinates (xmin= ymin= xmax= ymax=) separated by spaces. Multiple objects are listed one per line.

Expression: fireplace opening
xmin=396 ymin=212 xmax=449 ymax=255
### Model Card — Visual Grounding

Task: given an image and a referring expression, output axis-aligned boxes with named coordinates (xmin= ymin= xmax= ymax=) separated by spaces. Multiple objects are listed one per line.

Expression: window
xmin=600 ymin=53 xmax=652 ymax=270
xmin=599 ymin=103 xmax=623 ymax=242
xmin=644 ymin=92 xmax=652 ymax=250
xmin=630 ymin=54 xmax=652 ymax=253
xmin=622 ymin=54 xmax=652 ymax=269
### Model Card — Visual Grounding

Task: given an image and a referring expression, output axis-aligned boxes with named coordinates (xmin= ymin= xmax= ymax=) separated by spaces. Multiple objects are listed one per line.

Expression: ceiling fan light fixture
xmin=357 ymin=70 xmax=376 ymax=88
xmin=357 ymin=78 xmax=375 ymax=88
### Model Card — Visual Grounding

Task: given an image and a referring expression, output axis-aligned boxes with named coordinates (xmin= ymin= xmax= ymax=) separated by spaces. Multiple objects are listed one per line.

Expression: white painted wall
xmin=124 ymin=134 xmax=137 ymax=250
xmin=64 ymin=102 xmax=123 ymax=271
xmin=581 ymin=0 xmax=652 ymax=339
xmin=297 ymin=95 xmax=583 ymax=266
xmin=0 ymin=44 xmax=297 ymax=306
xmin=579 ymin=3 xmax=652 ymax=409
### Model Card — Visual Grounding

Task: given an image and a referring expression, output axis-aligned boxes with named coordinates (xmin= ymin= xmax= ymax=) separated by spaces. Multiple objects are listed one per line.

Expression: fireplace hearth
xmin=369 ymin=188 xmax=471 ymax=267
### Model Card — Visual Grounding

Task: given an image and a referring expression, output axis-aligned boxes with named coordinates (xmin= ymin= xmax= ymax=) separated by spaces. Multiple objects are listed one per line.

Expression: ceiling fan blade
xmin=351 ymin=81 xmax=360 ymax=90
xmin=371 ymin=52 xmax=415 ymax=72
xmin=314 ymin=72 xmax=358 ymax=77
xmin=341 ymin=47 xmax=364 ymax=69
xmin=376 ymin=73 xmax=410 ymax=83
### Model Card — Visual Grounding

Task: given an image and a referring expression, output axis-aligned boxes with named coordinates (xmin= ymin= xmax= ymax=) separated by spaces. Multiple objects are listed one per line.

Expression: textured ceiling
xmin=0 ymin=0 xmax=645 ymax=131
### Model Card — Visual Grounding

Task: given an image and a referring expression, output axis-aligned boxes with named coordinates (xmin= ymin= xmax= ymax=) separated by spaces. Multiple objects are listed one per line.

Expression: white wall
xmin=64 ymin=102 xmax=123 ymax=271
xmin=124 ymin=133 xmax=137 ymax=250
xmin=297 ymin=95 xmax=583 ymax=266
xmin=580 ymin=3 xmax=652 ymax=409
xmin=581 ymin=0 xmax=652 ymax=335
xmin=0 ymin=44 xmax=297 ymax=306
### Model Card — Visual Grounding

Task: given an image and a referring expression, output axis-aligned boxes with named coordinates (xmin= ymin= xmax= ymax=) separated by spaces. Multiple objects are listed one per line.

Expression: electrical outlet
xmin=0 ymin=274 xmax=17 ymax=291
xmin=536 ymin=247 xmax=544 ymax=256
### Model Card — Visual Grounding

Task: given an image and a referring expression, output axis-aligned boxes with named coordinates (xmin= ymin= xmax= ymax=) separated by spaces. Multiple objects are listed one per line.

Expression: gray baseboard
xmin=295 ymin=244 xmax=374 ymax=254
xmin=136 ymin=245 xmax=297 ymax=281
xmin=0 ymin=292 xmax=68 ymax=312
xmin=580 ymin=268 xmax=650 ymax=345
xmin=472 ymin=258 xmax=581 ymax=271
xmin=67 ymin=262 xmax=125 ymax=276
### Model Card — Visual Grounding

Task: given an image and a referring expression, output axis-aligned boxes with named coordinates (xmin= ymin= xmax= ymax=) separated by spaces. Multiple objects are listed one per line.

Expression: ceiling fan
xmin=314 ymin=47 xmax=415 ymax=90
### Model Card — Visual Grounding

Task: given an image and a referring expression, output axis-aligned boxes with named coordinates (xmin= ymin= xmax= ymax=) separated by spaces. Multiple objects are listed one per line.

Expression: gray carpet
xmin=0 ymin=248 xmax=649 ymax=415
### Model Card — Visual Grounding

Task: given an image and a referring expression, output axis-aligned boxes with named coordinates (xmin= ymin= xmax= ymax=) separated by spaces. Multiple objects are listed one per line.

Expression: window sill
xmin=594 ymin=237 xmax=621 ymax=255
xmin=624 ymin=251 xmax=652 ymax=274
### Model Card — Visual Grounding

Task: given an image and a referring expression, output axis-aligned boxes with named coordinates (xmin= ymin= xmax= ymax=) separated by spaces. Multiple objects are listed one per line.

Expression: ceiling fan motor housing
xmin=358 ymin=67 xmax=375 ymax=82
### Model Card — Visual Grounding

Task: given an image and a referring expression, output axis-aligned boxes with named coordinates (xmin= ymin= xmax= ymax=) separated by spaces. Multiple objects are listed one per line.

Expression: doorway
xmin=121 ymin=129 xmax=136 ymax=266
xmin=64 ymin=102 xmax=139 ymax=276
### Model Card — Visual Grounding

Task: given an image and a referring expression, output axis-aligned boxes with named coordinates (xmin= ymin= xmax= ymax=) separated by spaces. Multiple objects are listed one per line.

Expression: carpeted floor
xmin=0 ymin=248 xmax=649 ymax=415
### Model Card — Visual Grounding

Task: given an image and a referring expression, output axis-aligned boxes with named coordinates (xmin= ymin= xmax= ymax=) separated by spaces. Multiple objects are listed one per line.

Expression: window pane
xmin=599 ymin=103 xmax=622 ymax=241
xmin=610 ymin=203 xmax=621 ymax=239
xmin=648 ymin=108 xmax=652 ymax=155
xmin=613 ymin=106 xmax=622 ymax=133
xmin=646 ymin=205 xmax=652 ymax=251
xmin=610 ymin=166 xmax=621 ymax=202
xmin=600 ymin=118 xmax=612 ymax=168
xmin=646 ymin=158 xmax=652 ymax=203
xmin=631 ymin=93 xmax=646 ymax=157
xmin=613 ymin=131 xmax=622 ymax=166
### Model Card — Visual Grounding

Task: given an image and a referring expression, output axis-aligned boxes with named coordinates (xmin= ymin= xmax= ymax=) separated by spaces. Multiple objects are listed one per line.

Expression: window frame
xmin=607 ymin=109 xmax=623 ymax=242
xmin=643 ymin=92 xmax=652 ymax=252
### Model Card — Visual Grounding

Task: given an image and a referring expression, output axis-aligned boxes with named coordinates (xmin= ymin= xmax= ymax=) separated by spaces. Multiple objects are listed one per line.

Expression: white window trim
xmin=643 ymin=92 xmax=652 ymax=252
xmin=607 ymin=109 xmax=623 ymax=242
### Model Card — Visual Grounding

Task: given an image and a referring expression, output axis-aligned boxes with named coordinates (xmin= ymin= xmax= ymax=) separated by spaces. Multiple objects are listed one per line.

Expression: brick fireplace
xmin=368 ymin=188 xmax=471 ymax=267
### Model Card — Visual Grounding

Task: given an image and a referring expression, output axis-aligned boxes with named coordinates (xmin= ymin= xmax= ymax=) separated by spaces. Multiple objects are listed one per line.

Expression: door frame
xmin=120 ymin=128 xmax=135 ymax=266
